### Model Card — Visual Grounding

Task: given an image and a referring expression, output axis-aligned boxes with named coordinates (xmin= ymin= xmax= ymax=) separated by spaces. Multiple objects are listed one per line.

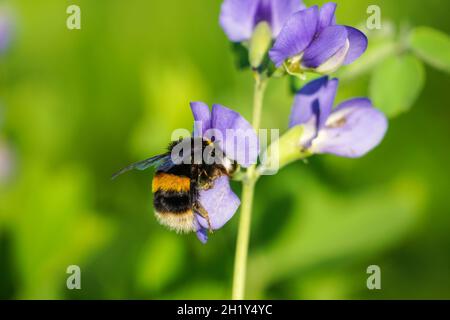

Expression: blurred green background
xmin=0 ymin=0 xmax=449 ymax=299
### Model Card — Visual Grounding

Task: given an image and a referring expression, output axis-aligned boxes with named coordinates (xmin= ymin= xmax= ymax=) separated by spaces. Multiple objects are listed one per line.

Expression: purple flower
xmin=220 ymin=0 xmax=305 ymax=42
xmin=269 ymin=3 xmax=368 ymax=74
xmin=194 ymin=175 xmax=240 ymax=243
xmin=0 ymin=10 xmax=11 ymax=53
xmin=190 ymin=102 xmax=258 ymax=243
xmin=0 ymin=138 xmax=13 ymax=183
xmin=289 ymin=76 xmax=387 ymax=158
xmin=190 ymin=102 xmax=259 ymax=167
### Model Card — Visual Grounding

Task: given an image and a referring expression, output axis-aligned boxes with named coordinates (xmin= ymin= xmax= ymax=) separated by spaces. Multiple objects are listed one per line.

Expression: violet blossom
xmin=269 ymin=3 xmax=368 ymax=75
xmin=190 ymin=102 xmax=258 ymax=243
xmin=289 ymin=76 xmax=387 ymax=158
xmin=220 ymin=0 xmax=305 ymax=42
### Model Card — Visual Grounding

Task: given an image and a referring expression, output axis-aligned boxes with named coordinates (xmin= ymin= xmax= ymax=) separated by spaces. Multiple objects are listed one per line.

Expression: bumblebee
xmin=112 ymin=137 xmax=237 ymax=233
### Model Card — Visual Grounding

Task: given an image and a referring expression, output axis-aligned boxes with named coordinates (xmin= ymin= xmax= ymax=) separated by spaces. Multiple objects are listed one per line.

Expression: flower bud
xmin=249 ymin=22 xmax=272 ymax=69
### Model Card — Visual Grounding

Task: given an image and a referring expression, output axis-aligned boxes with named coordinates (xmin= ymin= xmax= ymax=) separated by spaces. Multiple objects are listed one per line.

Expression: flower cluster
xmin=221 ymin=1 xmax=367 ymax=76
xmin=185 ymin=90 xmax=386 ymax=243
xmin=189 ymin=1 xmax=385 ymax=243
xmin=187 ymin=1 xmax=384 ymax=243
xmin=118 ymin=1 xmax=388 ymax=244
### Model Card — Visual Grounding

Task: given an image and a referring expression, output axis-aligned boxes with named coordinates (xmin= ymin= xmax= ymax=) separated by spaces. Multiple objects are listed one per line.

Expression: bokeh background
xmin=1 ymin=0 xmax=450 ymax=299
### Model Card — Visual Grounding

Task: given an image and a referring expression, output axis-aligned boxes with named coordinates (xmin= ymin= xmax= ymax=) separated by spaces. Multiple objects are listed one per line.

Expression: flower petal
xmin=196 ymin=176 xmax=240 ymax=230
xmin=190 ymin=101 xmax=211 ymax=137
xmin=196 ymin=228 xmax=209 ymax=244
xmin=219 ymin=0 xmax=260 ymax=42
xmin=311 ymin=98 xmax=388 ymax=158
xmin=343 ymin=26 xmax=368 ymax=65
xmin=269 ymin=0 xmax=306 ymax=37
xmin=289 ymin=76 xmax=338 ymax=131
xmin=254 ymin=0 xmax=271 ymax=27
xmin=318 ymin=2 xmax=337 ymax=32
xmin=210 ymin=104 xmax=258 ymax=167
xmin=302 ymin=25 xmax=348 ymax=69
xmin=333 ymin=97 xmax=373 ymax=112
xmin=269 ymin=6 xmax=319 ymax=67
xmin=317 ymin=78 xmax=339 ymax=128
xmin=314 ymin=38 xmax=349 ymax=74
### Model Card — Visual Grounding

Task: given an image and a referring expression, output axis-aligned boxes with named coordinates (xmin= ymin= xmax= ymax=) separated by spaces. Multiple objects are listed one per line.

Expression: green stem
xmin=232 ymin=73 xmax=267 ymax=300
xmin=231 ymin=177 xmax=255 ymax=299
xmin=250 ymin=74 xmax=267 ymax=134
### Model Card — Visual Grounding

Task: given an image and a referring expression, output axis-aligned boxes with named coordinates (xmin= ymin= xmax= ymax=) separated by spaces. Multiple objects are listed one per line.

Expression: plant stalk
xmin=232 ymin=73 xmax=267 ymax=300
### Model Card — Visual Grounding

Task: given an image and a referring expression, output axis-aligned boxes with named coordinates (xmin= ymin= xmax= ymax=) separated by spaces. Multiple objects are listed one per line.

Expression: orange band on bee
xmin=152 ymin=173 xmax=190 ymax=193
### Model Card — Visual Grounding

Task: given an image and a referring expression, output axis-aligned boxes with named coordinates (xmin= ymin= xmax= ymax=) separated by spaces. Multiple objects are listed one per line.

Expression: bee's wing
xmin=111 ymin=154 xmax=173 ymax=179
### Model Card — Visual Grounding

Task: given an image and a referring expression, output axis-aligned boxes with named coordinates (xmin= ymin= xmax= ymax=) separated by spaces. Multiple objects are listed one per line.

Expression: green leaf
xmin=289 ymin=76 xmax=303 ymax=94
xmin=231 ymin=43 xmax=250 ymax=70
xmin=369 ymin=54 xmax=425 ymax=118
xmin=288 ymin=73 xmax=323 ymax=94
xmin=337 ymin=40 xmax=398 ymax=81
xmin=409 ymin=26 xmax=450 ymax=73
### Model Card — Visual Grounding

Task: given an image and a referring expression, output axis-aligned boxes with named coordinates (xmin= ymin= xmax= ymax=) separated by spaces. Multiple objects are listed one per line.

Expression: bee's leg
xmin=199 ymin=180 xmax=214 ymax=190
xmin=198 ymin=169 xmax=214 ymax=190
xmin=194 ymin=202 xmax=213 ymax=233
